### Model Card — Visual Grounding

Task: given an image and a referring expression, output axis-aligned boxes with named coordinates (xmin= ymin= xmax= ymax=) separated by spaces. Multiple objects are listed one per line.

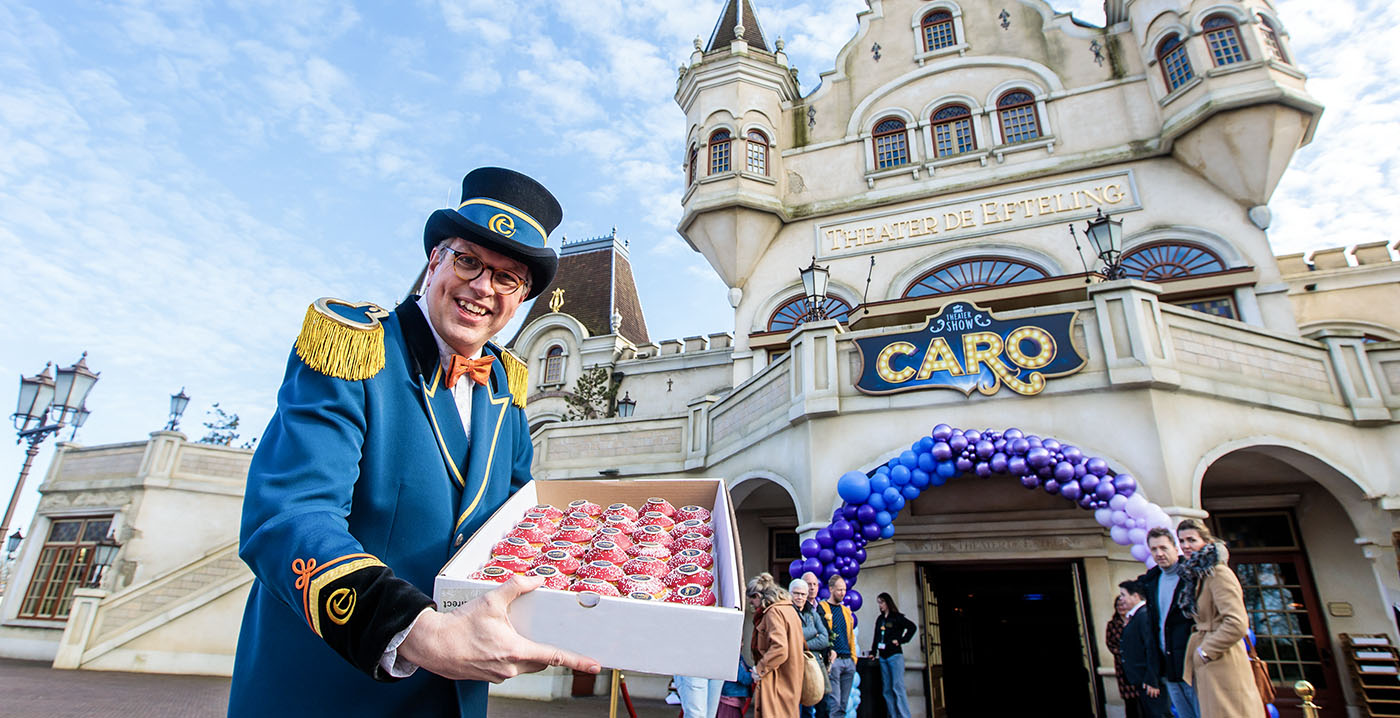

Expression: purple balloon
xmin=1080 ymin=474 xmax=1100 ymax=492
xmin=821 ymin=564 xmax=839 ymax=582
xmin=975 ymin=462 xmax=992 ymax=478
xmin=1062 ymin=445 xmax=1083 ymax=464
xmin=831 ymin=520 xmax=854 ymax=541
xmin=1020 ymin=475 xmax=1040 ymax=489
xmin=931 ymin=442 xmax=952 ymax=461
xmin=1060 ymin=481 xmax=1082 ymax=501
xmin=949 ymin=434 xmax=969 ymax=453
xmin=788 ymin=558 xmax=805 ymax=578
xmin=861 ymin=523 xmax=882 ymax=540
xmin=1042 ymin=438 xmax=1061 ymax=452
xmin=990 ymin=452 xmax=1009 ymax=473
xmin=800 ymin=539 xmax=821 ymax=558
xmin=955 ymin=457 xmax=973 ymax=473
xmin=845 ymin=573 xmax=858 ymax=588
xmin=975 ymin=440 xmax=995 ymax=459
xmin=856 ymin=504 xmax=877 ymax=525
xmin=818 ymin=585 xmax=829 ymax=600
xmin=964 ymin=430 xmax=982 ymax=443
xmin=1026 ymin=435 xmax=1042 ymax=447
xmin=818 ymin=548 xmax=835 ymax=564
xmin=1004 ymin=428 xmax=1023 ymax=440
xmin=839 ymin=561 xmax=859 ymax=578
xmin=1095 ymin=481 xmax=1117 ymax=501
xmin=835 ymin=539 xmax=856 ymax=557
xmin=1094 ymin=508 xmax=1114 ymax=527
xmin=844 ymin=589 xmax=863 ymax=611
xmin=854 ymin=548 xmax=867 ymax=563
xmin=1008 ymin=456 xmax=1029 ymax=475
xmin=1054 ymin=461 xmax=1075 ymax=482
xmin=1008 ymin=438 xmax=1030 ymax=456
xmin=1044 ymin=479 xmax=1060 ymax=494
xmin=931 ymin=423 xmax=953 ymax=440
xmin=1086 ymin=457 xmax=1109 ymax=477
xmin=803 ymin=557 xmax=823 ymax=575
xmin=842 ymin=504 xmax=859 ymax=520
xmin=815 ymin=528 xmax=834 ymax=548
xmin=1027 ymin=447 xmax=1052 ymax=469
xmin=1113 ymin=474 xmax=1137 ymax=495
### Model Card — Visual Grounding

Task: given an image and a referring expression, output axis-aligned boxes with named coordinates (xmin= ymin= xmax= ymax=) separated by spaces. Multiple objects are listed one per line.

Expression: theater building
xmin=512 ymin=0 xmax=1400 ymax=715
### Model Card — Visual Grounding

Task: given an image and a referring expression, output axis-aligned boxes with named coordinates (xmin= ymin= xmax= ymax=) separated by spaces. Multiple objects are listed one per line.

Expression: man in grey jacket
xmin=794 ymin=573 xmax=832 ymax=718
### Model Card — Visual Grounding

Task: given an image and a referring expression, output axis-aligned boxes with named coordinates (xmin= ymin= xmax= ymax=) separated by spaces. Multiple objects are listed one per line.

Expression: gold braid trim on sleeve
xmin=294 ymin=298 xmax=390 ymax=381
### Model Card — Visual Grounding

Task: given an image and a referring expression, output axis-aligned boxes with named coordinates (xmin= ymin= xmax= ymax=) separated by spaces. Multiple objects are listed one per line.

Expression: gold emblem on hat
xmin=489 ymin=212 xmax=517 ymax=237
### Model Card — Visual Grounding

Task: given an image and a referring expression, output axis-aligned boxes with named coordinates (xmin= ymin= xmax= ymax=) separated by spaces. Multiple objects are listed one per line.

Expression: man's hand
xmin=398 ymin=575 xmax=600 ymax=682
xmin=1144 ymin=685 xmax=1160 ymax=698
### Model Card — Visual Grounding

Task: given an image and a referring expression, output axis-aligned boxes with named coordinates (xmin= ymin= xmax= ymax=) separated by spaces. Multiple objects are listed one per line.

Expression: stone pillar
xmin=1087 ymin=279 xmax=1181 ymax=388
xmin=685 ymin=395 xmax=719 ymax=471
xmin=52 ymin=588 xmax=106 ymax=670
xmin=786 ymin=319 xmax=843 ymax=423
xmin=1306 ymin=329 xmax=1389 ymax=424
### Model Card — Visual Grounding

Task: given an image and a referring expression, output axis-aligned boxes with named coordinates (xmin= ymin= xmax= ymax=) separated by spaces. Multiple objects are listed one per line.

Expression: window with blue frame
xmin=1157 ymin=34 xmax=1194 ymax=91
xmin=767 ymin=295 xmax=853 ymax=332
xmin=996 ymin=91 xmax=1041 ymax=144
xmin=932 ymin=104 xmax=976 ymax=157
xmin=1120 ymin=242 xmax=1226 ymax=280
xmin=903 ymin=257 xmax=1049 ymax=298
xmin=1204 ymin=14 xmax=1248 ymax=66
xmin=872 ymin=117 xmax=910 ymax=169
xmin=921 ymin=10 xmax=956 ymax=51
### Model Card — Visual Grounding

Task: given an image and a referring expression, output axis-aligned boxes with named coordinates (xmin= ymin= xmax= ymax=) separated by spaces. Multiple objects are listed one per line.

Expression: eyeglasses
xmin=438 ymin=246 xmax=529 ymax=296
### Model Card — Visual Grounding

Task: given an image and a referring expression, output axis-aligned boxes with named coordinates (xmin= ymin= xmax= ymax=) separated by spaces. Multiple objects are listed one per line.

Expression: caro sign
xmin=853 ymin=302 xmax=1085 ymax=397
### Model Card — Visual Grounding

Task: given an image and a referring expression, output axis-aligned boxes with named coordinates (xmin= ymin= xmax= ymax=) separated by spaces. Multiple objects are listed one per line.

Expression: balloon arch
xmin=790 ymin=423 xmax=1174 ymax=608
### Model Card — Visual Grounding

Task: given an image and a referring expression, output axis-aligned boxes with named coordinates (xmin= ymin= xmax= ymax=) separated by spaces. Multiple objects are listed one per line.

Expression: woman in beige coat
xmin=1178 ymin=519 xmax=1264 ymax=718
xmin=748 ymin=573 xmax=805 ymax=718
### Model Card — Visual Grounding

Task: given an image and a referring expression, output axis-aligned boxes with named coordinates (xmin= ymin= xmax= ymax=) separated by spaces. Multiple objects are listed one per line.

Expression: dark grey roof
xmin=706 ymin=0 xmax=769 ymax=52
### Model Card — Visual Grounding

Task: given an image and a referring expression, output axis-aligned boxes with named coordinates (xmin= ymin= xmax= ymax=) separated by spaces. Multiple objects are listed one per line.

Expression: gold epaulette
xmin=498 ymin=346 xmax=528 ymax=409
xmin=294 ymin=298 xmax=390 ymax=381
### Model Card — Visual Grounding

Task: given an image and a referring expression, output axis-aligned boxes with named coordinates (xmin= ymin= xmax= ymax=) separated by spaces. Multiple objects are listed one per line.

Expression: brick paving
xmin=0 ymin=658 xmax=678 ymax=717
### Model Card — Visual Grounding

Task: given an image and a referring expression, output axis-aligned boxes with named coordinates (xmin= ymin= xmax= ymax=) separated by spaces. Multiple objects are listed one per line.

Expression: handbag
xmin=1246 ymin=642 xmax=1276 ymax=705
xmin=800 ymin=650 xmax=825 ymax=707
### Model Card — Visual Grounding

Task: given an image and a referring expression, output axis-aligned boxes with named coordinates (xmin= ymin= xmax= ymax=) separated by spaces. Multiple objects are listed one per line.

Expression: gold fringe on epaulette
xmin=501 ymin=349 xmax=528 ymax=409
xmin=294 ymin=302 xmax=386 ymax=381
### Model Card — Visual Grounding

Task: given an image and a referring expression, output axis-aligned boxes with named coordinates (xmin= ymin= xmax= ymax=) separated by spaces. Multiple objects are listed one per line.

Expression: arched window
xmin=996 ymin=91 xmax=1041 ymax=144
xmin=767 ymin=295 xmax=853 ymax=333
xmin=708 ymin=130 xmax=732 ymax=175
xmin=1157 ymin=34 xmax=1194 ymax=92
xmin=921 ymin=10 xmax=956 ymax=51
xmin=1120 ymin=242 xmax=1226 ymax=280
xmin=872 ymin=117 xmax=910 ymax=169
xmin=687 ymin=144 xmax=698 ymax=185
xmin=1203 ymin=14 xmax=1247 ymax=66
xmin=543 ymin=345 xmax=565 ymax=385
xmin=1258 ymin=14 xmax=1289 ymax=64
xmin=931 ymin=104 xmax=976 ymax=157
xmin=903 ymin=257 xmax=1049 ymax=298
xmin=746 ymin=129 xmax=769 ymax=175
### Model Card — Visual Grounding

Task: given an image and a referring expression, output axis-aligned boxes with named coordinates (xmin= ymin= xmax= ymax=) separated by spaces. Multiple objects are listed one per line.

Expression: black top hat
xmin=424 ymin=167 xmax=563 ymax=299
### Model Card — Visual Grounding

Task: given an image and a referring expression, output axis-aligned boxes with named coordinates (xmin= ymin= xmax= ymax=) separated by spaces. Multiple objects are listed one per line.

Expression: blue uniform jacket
xmin=229 ymin=298 xmax=532 ymax=717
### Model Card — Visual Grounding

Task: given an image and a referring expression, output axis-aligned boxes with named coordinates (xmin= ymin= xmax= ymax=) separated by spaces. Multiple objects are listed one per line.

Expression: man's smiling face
xmin=423 ymin=237 xmax=530 ymax=358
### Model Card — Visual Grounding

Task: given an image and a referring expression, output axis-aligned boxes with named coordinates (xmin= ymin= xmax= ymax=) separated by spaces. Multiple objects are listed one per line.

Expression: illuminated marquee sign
xmin=854 ymin=303 xmax=1085 ymax=397
xmin=815 ymin=170 xmax=1140 ymax=260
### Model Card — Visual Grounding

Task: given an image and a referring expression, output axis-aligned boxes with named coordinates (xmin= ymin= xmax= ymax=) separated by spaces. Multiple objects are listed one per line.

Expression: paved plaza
xmin=0 ymin=659 xmax=679 ymax=717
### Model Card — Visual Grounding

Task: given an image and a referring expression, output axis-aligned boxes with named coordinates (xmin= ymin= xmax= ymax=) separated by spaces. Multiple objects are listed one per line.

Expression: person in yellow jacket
xmin=816 ymin=575 xmax=858 ymax=716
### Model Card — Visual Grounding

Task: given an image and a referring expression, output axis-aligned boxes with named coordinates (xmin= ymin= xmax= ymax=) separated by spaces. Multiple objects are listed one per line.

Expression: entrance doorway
xmin=921 ymin=561 xmax=1100 ymax=718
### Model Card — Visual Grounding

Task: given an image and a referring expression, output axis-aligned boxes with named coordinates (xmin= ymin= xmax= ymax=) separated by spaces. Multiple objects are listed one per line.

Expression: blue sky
xmin=1 ymin=0 xmax=1396 ymax=535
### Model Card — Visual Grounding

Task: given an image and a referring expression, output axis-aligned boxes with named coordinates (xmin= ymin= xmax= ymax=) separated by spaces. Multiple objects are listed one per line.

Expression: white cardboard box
xmin=434 ymin=478 xmax=744 ymax=681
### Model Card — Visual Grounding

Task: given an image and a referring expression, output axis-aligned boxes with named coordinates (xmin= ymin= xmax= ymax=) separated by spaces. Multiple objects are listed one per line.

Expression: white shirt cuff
xmin=378 ymin=606 xmax=434 ymax=679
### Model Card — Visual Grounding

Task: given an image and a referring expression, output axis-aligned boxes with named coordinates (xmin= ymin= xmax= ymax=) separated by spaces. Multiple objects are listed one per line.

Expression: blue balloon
xmin=879 ymin=524 xmax=895 ymax=539
xmin=898 ymin=450 xmax=918 ymax=468
xmin=875 ymin=510 xmax=892 ymax=527
xmin=856 ymin=504 xmax=877 ymax=525
xmin=1266 ymin=705 xmax=1279 ymax=718
xmin=901 ymin=483 xmax=921 ymax=500
xmin=917 ymin=451 xmax=935 ymax=473
xmin=870 ymin=474 xmax=890 ymax=495
xmin=916 ymin=436 xmax=934 ymax=452
xmin=910 ymin=468 xmax=930 ymax=489
xmin=818 ymin=548 xmax=835 ymax=564
xmin=815 ymin=528 xmax=834 ymax=547
xmin=887 ymin=493 xmax=905 ymax=511
xmin=883 ymin=486 xmax=902 ymax=505
xmin=800 ymin=538 xmax=821 ymax=558
xmin=890 ymin=465 xmax=911 ymax=486
xmin=861 ymin=522 xmax=882 ymax=540
xmin=788 ymin=558 xmax=805 ymax=579
xmin=867 ymin=492 xmax=887 ymax=511
xmin=836 ymin=471 xmax=872 ymax=504
xmin=874 ymin=465 xmax=890 ymax=476
xmin=935 ymin=460 xmax=957 ymax=479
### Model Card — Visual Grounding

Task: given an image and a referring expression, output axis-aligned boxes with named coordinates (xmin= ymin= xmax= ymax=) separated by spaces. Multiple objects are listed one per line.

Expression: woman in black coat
xmin=870 ymin=593 xmax=917 ymax=718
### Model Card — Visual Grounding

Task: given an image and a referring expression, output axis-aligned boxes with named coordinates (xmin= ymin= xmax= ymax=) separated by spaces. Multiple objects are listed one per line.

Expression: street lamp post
xmin=616 ymin=392 xmax=637 ymax=418
xmin=1068 ymin=209 xmax=1127 ymax=281
xmin=166 ymin=387 xmax=191 ymax=431
xmin=0 ymin=529 xmax=20 ymax=595
xmin=5 ymin=354 xmax=99 ymax=547
xmin=86 ymin=533 xmax=122 ymax=588
xmin=799 ymin=256 xmax=831 ymax=323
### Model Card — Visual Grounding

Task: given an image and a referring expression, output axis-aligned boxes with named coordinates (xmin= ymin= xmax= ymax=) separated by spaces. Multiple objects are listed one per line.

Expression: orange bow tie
xmin=445 ymin=354 xmax=494 ymax=389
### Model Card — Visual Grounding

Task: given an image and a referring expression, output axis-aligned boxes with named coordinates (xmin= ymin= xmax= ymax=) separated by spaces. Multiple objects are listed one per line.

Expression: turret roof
xmin=706 ymin=0 xmax=769 ymax=52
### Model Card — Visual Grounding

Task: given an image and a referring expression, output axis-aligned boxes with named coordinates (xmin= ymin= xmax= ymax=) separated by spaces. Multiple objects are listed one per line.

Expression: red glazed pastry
xmin=485 ymin=554 xmax=533 ymax=573
xmin=674 ymin=505 xmax=712 ymax=523
xmin=627 ymin=591 xmax=659 ymax=601
xmin=550 ymin=525 xmax=593 ymax=544
xmin=672 ymin=532 xmax=713 ymax=553
xmin=595 ymin=526 xmax=634 ymax=551
xmin=636 ymin=511 xmax=675 ymax=530
xmin=582 ymin=541 xmax=628 ymax=565
xmin=529 ymin=504 xmax=564 ymax=522
xmin=619 ymin=574 xmax=668 ymax=599
xmin=507 ymin=521 xmax=551 ymax=546
xmin=603 ymin=503 xmax=639 ymax=521
xmin=566 ymin=499 xmax=603 ymax=517
xmin=671 ymin=519 xmax=713 ymax=538
xmin=491 ymin=536 xmax=542 ymax=562
xmin=664 ymin=563 xmax=714 ymax=589
xmin=569 ymin=577 xmax=621 ymax=597
xmin=534 ymin=548 xmax=581 ymax=576
xmin=665 ymin=583 xmax=716 ymax=606
xmin=631 ymin=525 xmax=674 ymax=547
xmin=602 ymin=515 xmax=638 ymax=534
xmin=469 ymin=566 xmax=513 ymax=583
xmin=526 ymin=564 xmax=570 ymax=590
xmin=667 ymin=548 xmax=714 ymax=571
xmin=522 ymin=511 xmax=559 ymax=529
xmin=576 ymin=560 xmax=626 ymax=584
xmin=559 ymin=511 xmax=599 ymax=531
xmin=547 ymin=539 xmax=587 ymax=558
xmin=622 ymin=555 xmax=668 ymax=579
xmin=626 ymin=541 xmax=671 ymax=560
xmin=640 ymin=497 xmax=675 ymax=518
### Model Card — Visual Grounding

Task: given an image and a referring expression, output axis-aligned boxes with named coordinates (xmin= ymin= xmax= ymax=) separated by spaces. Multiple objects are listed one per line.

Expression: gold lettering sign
xmin=815 ymin=171 xmax=1139 ymax=259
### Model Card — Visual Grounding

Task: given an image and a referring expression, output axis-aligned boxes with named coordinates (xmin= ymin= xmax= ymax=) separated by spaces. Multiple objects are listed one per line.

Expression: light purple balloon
xmin=1111 ymin=510 xmax=1128 ymax=526
xmin=1109 ymin=494 xmax=1128 ymax=510
xmin=1130 ymin=543 xmax=1149 ymax=562
xmin=1094 ymin=508 xmax=1114 ymax=527
xmin=1110 ymin=525 xmax=1130 ymax=545
xmin=1128 ymin=527 xmax=1148 ymax=545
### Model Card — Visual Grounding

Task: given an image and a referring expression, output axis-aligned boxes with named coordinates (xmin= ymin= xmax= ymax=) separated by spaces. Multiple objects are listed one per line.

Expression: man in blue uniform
xmin=230 ymin=167 xmax=599 ymax=716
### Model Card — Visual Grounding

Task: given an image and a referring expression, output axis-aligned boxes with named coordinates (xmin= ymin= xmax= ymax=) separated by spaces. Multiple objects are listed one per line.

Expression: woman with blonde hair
xmin=1177 ymin=519 xmax=1264 ymax=717
xmin=748 ymin=572 xmax=805 ymax=718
